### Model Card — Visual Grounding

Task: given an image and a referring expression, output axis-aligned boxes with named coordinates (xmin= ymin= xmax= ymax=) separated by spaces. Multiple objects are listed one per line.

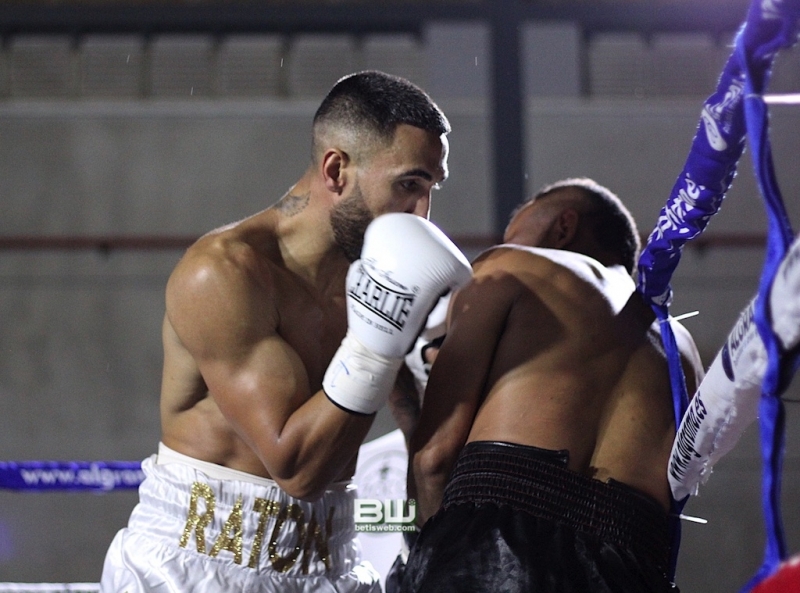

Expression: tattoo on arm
xmin=275 ymin=192 xmax=310 ymax=217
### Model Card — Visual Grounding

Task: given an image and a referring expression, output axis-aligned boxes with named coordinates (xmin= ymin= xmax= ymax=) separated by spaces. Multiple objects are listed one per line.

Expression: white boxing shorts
xmin=100 ymin=444 xmax=381 ymax=593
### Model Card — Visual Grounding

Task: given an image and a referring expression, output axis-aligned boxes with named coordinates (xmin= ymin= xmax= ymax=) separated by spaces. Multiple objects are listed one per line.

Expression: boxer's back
xmin=465 ymin=245 xmax=695 ymax=509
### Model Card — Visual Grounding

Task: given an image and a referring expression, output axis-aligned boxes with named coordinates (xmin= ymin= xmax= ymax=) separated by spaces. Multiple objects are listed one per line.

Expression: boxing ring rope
xmin=636 ymin=0 xmax=800 ymax=590
xmin=0 ymin=462 xmax=143 ymax=493
xmin=0 ymin=587 xmax=100 ymax=593
xmin=0 ymin=463 xmax=140 ymax=590
xmin=0 ymin=585 xmax=99 ymax=593
xmin=764 ymin=93 xmax=800 ymax=104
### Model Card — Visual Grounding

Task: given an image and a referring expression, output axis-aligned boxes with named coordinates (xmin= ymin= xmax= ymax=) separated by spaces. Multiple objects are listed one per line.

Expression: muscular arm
xmin=387 ymin=364 xmax=422 ymax=445
xmin=409 ymin=257 xmax=517 ymax=523
xmin=166 ymin=241 xmax=373 ymax=501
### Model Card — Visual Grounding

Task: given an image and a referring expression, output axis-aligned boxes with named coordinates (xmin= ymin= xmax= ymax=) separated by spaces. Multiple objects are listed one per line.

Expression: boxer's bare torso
xmin=159 ymin=204 xmax=355 ymax=483
xmin=468 ymin=246 xmax=701 ymax=508
xmin=155 ymin=124 xmax=450 ymax=499
xmin=416 ymin=245 xmax=703 ymax=514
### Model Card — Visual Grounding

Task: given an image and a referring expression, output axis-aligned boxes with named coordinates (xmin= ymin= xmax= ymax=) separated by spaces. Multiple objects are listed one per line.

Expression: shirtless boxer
xmin=100 ymin=71 xmax=472 ymax=593
xmin=401 ymin=178 xmax=704 ymax=592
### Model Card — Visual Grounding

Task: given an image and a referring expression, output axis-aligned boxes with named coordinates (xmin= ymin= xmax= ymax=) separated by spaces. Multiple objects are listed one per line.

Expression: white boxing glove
xmin=323 ymin=213 xmax=472 ymax=415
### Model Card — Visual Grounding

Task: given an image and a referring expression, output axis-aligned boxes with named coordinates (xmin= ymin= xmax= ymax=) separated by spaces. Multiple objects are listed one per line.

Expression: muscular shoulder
xmin=475 ymin=244 xmax=611 ymax=276
xmin=474 ymin=245 xmax=632 ymax=303
xmin=465 ymin=246 xmax=552 ymax=292
xmin=453 ymin=246 xmax=586 ymax=326
xmin=166 ymin=223 xmax=280 ymax=357
xmin=471 ymin=244 xmax=559 ymax=277
xmin=185 ymin=224 xmax=274 ymax=278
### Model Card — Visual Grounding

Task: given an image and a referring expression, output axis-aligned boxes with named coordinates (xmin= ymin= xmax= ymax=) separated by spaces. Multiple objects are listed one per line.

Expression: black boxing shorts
xmin=400 ymin=441 xmax=677 ymax=593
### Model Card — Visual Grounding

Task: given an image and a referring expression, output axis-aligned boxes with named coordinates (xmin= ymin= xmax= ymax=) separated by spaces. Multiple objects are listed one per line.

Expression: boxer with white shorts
xmin=100 ymin=71 xmax=472 ymax=591
xmin=102 ymin=445 xmax=378 ymax=592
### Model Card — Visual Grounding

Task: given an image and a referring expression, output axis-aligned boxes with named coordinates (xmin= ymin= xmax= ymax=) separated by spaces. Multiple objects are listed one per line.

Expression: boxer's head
xmin=312 ymin=70 xmax=450 ymax=166
xmin=315 ymin=71 xmax=451 ymax=260
xmin=505 ymin=178 xmax=640 ymax=274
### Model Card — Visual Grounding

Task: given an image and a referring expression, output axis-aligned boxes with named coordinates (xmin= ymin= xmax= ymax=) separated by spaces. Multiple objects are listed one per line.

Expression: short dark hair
xmin=526 ymin=178 xmax=641 ymax=274
xmin=312 ymin=71 xmax=450 ymax=161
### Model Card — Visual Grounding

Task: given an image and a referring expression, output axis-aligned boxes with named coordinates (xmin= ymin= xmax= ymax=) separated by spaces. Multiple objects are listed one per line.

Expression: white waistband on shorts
xmin=157 ymin=442 xmax=281 ymax=488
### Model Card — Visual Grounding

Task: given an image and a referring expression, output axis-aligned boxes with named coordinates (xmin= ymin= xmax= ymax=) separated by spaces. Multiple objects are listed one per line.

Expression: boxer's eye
xmin=400 ymin=179 xmax=421 ymax=192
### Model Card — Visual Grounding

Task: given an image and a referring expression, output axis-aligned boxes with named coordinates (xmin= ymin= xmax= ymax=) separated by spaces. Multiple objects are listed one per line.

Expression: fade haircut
xmin=311 ymin=70 xmax=450 ymax=163
xmin=520 ymin=178 xmax=641 ymax=274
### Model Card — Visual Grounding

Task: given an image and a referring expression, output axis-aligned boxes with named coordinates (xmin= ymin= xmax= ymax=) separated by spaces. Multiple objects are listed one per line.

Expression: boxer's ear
xmin=552 ymin=207 xmax=579 ymax=248
xmin=321 ymin=148 xmax=351 ymax=195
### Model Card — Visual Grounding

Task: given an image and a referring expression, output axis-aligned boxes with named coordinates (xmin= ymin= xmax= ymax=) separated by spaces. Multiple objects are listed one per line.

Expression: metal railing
xmin=0 ymin=0 xmax=751 ymax=238
xmin=0 ymin=232 xmax=769 ymax=254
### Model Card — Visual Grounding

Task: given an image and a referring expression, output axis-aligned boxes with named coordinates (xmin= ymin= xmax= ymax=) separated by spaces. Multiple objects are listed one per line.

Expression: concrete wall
xmin=1 ymin=21 xmax=799 ymax=591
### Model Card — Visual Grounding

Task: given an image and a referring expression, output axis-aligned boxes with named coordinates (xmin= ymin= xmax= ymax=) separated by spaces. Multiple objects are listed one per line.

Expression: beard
xmin=330 ymin=183 xmax=374 ymax=263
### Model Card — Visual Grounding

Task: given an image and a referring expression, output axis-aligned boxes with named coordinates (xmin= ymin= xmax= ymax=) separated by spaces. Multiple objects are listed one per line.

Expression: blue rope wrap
xmin=736 ymin=1 xmax=800 ymax=589
xmin=637 ymin=23 xmax=750 ymax=587
xmin=635 ymin=0 xmax=800 ymax=587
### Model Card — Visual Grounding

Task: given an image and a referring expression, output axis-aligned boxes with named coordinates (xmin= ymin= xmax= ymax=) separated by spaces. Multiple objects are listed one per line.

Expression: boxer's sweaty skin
xmin=159 ymin=123 xmax=448 ymax=501
xmin=410 ymin=189 xmax=703 ymax=521
xmin=471 ymin=247 xmax=695 ymax=506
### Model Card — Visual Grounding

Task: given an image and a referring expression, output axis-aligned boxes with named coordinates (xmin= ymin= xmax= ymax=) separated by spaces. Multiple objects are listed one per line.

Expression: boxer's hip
xmin=441 ymin=440 xmax=671 ymax=571
xmin=127 ymin=443 xmax=362 ymax=578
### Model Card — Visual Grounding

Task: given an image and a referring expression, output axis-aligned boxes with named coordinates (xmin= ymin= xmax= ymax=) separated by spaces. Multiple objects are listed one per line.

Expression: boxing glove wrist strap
xmin=322 ymin=332 xmax=404 ymax=415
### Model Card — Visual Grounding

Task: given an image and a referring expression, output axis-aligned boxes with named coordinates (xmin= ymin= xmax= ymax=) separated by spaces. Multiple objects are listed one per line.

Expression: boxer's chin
xmin=331 ymin=185 xmax=372 ymax=263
